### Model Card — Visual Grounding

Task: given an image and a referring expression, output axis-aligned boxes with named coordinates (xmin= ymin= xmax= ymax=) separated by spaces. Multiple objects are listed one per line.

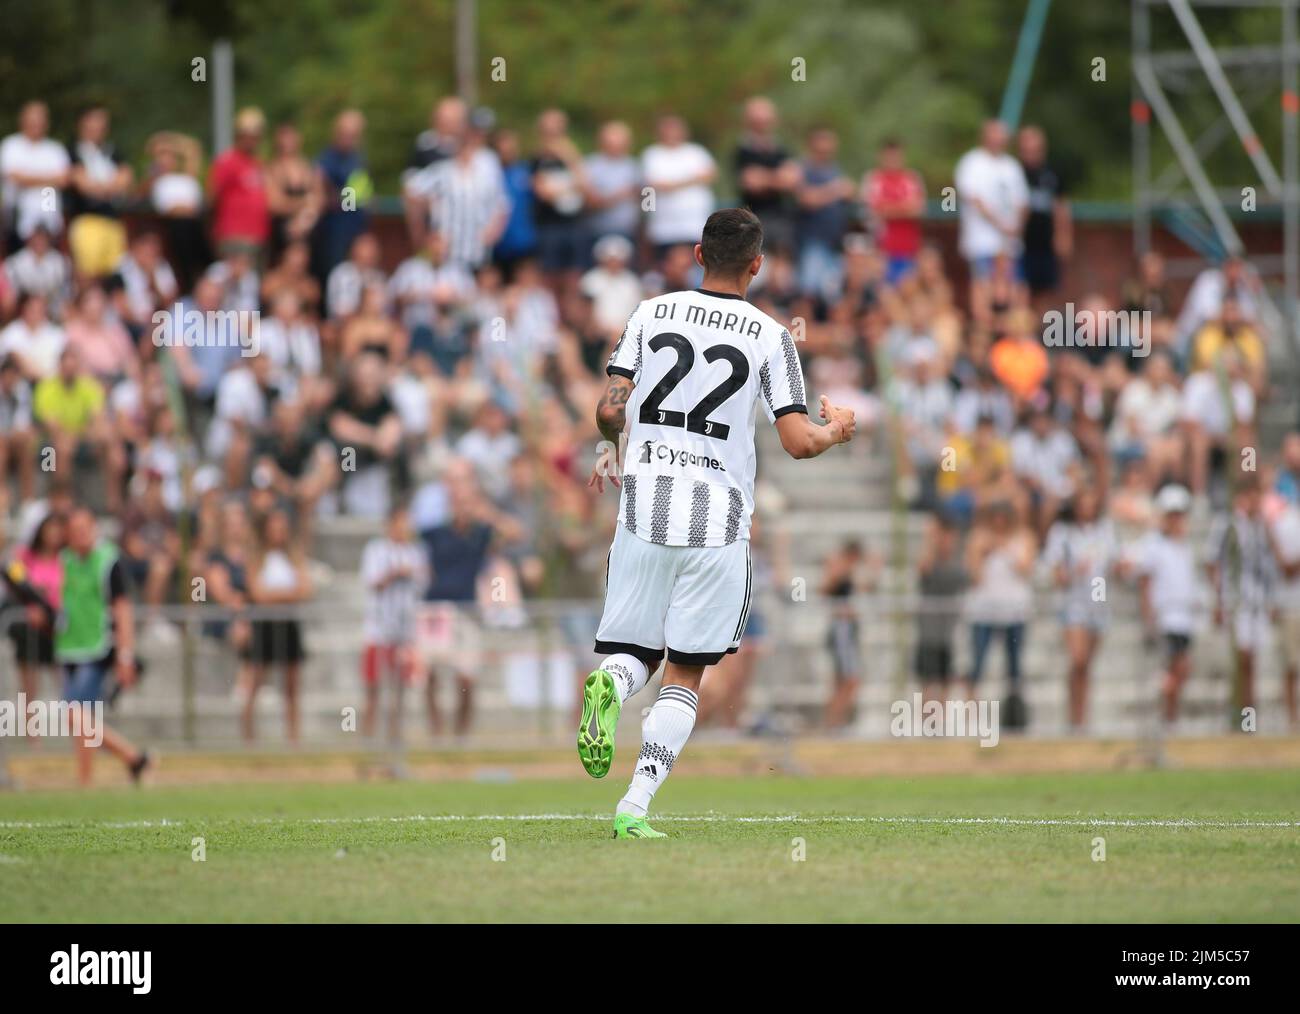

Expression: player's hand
xmin=819 ymin=395 xmax=856 ymax=444
xmin=588 ymin=438 xmax=622 ymax=493
xmin=588 ymin=462 xmax=621 ymax=494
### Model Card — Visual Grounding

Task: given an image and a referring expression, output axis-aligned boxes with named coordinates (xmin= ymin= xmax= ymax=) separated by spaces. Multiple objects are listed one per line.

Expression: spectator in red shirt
xmin=207 ymin=107 xmax=270 ymax=258
xmin=862 ymin=139 xmax=925 ymax=285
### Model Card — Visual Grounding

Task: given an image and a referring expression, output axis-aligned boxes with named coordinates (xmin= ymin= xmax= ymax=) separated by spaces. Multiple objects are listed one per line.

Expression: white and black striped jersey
xmin=404 ymin=149 xmax=508 ymax=269
xmin=360 ymin=537 xmax=429 ymax=644
xmin=1206 ymin=510 xmax=1276 ymax=612
xmin=607 ymin=288 xmax=807 ymax=548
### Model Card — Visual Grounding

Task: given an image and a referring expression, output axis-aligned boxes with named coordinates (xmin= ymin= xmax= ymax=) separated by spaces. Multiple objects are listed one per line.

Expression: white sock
xmin=600 ymin=653 xmax=650 ymax=704
xmin=616 ymin=684 xmax=698 ymax=818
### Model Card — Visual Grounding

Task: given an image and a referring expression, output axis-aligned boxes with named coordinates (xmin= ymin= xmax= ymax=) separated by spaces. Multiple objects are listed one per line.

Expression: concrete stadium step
xmin=313 ymin=516 xmax=384 ymax=571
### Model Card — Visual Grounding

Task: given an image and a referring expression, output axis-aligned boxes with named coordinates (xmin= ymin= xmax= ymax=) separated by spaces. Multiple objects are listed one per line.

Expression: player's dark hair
xmin=699 ymin=207 xmax=763 ymax=276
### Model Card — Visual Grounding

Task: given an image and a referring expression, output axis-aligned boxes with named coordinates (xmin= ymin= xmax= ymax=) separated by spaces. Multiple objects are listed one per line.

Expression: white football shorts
xmin=594 ymin=523 xmax=752 ymax=667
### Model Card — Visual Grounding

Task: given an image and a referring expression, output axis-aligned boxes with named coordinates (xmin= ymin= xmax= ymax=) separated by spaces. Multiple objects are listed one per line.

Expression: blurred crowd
xmin=0 ymin=91 xmax=1297 ymax=745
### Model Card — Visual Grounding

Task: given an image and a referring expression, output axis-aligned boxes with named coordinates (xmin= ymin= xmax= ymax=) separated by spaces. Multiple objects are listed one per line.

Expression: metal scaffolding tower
xmin=1132 ymin=0 xmax=1300 ymax=360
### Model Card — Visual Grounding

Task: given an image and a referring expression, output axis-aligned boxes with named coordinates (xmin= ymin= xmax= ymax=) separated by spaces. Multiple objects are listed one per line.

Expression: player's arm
xmin=595 ymin=373 xmax=633 ymax=445
xmin=775 ymin=394 xmax=855 ymax=459
xmin=591 ymin=303 xmax=645 ymax=492
xmin=765 ymin=326 xmax=851 ymax=460
xmin=590 ymin=372 xmax=634 ymax=492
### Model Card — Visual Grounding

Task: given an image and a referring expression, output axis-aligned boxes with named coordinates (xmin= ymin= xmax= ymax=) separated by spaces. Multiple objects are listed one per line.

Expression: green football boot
xmin=577 ymin=669 xmax=621 ymax=778
xmin=613 ymin=813 xmax=667 ymax=839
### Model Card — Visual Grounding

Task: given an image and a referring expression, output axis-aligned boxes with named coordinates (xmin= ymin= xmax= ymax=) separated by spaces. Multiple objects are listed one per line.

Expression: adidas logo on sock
xmin=637 ymin=763 xmax=659 ymax=781
xmin=638 ymin=741 xmax=675 ymax=775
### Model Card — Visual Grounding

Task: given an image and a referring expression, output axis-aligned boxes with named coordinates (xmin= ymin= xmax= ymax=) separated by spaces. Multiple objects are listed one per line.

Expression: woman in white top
xmin=1042 ymin=486 xmax=1117 ymax=730
xmin=0 ymin=292 xmax=65 ymax=380
xmin=964 ymin=501 xmax=1036 ymax=699
xmin=144 ymin=133 xmax=209 ymax=291
xmin=1108 ymin=351 xmax=1183 ymax=480
xmin=641 ymin=115 xmax=716 ymax=254
xmin=243 ymin=508 xmax=313 ymax=745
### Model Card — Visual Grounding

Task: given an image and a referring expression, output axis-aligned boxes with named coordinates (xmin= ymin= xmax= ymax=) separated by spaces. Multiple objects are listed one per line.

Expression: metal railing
xmin=0 ymin=586 xmax=1288 ymax=763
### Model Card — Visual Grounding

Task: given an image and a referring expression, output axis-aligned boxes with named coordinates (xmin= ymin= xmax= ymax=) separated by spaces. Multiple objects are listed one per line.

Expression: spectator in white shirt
xmin=259 ymin=290 xmax=323 ymax=391
xmin=1108 ymin=350 xmax=1183 ymax=479
xmin=207 ymin=350 xmax=285 ymax=483
xmin=113 ymin=231 xmax=179 ymax=334
xmin=455 ymin=399 xmax=522 ymax=506
xmin=146 ymin=133 xmax=209 ymax=292
xmin=514 ymin=259 xmax=560 ymax=347
xmin=889 ymin=346 xmax=952 ymax=506
xmin=1129 ymin=484 xmax=1199 ymax=724
xmin=3 ymin=225 xmax=71 ymax=319
xmin=478 ymin=266 xmax=558 ymax=413
xmin=0 ymin=293 xmax=66 ymax=380
xmin=203 ymin=247 xmax=261 ymax=314
xmin=952 ymin=365 xmax=1015 ymax=436
xmin=0 ymin=101 xmax=71 ymax=244
xmin=149 ymin=139 xmax=204 ymax=217
xmin=402 ymin=96 xmax=467 ymax=244
xmin=954 ymin=119 xmax=1028 ymax=320
xmin=579 ymin=234 xmax=643 ymax=337
xmin=1041 ymin=486 xmax=1117 ymax=730
xmin=389 ymin=230 xmax=475 ymax=347
xmin=883 ymin=294 xmax=939 ymax=366
xmin=404 ymin=117 xmax=507 ymax=270
xmin=326 ymin=232 xmax=385 ymax=321
xmin=1010 ymin=403 xmax=1081 ymax=536
xmin=641 ymin=115 xmax=716 ymax=258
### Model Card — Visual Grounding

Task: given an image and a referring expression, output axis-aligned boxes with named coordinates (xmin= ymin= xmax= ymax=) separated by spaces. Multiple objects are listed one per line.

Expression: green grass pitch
xmin=1 ymin=769 xmax=1297 ymax=922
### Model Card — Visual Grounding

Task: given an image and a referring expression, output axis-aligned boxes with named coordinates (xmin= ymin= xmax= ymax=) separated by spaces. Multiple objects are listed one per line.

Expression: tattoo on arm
xmin=596 ymin=376 xmax=633 ymax=444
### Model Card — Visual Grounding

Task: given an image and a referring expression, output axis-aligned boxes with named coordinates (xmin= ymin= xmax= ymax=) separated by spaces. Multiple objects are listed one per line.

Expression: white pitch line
xmin=0 ymin=814 xmax=1296 ymax=830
